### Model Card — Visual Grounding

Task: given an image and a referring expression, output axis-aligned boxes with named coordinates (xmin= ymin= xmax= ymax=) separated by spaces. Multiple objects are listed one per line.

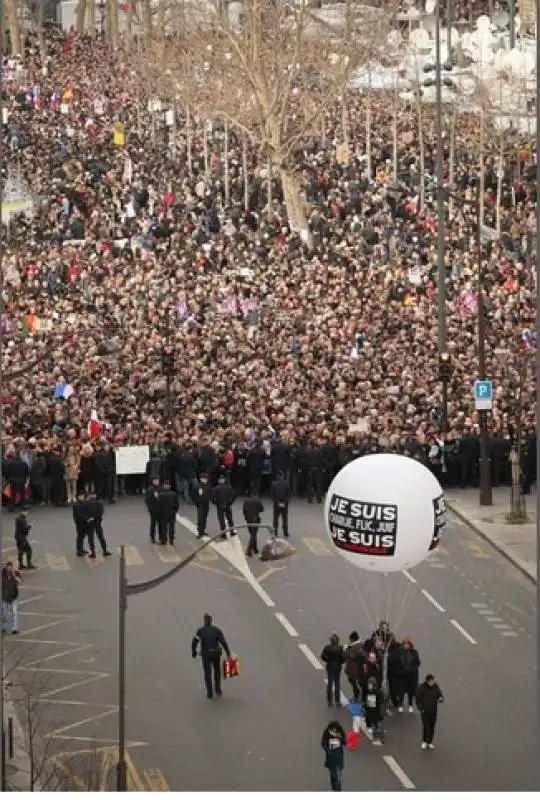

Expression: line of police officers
xmin=72 ymin=492 xmax=111 ymax=558
xmin=145 ymin=470 xmax=293 ymax=556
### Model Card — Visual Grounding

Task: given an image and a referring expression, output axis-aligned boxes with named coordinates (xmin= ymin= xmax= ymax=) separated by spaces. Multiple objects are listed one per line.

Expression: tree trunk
xmin=279 ymin=166 xmax=312 ymax=249
xmin=86 ymin=0 xmax=96 ymax=33
xmin=5 ymin=0 xmax=22 ymax=56
xmin=76 ymin=0 xmax=87 ymax=34
xmin=141 ymin=0 xmax=152 ymax=35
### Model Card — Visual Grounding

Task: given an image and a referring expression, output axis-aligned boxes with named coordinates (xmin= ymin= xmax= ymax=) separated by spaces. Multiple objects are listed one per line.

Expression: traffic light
xmin=162 ymin=346 xmax=175 ymax=377
xmin=439 ymin=352 xmax=452 ymax=381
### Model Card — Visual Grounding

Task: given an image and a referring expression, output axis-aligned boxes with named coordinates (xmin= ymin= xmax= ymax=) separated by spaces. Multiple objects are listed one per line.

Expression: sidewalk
xmin=446 ymin=486 xmax=537 ymax=584
xmin=2 ymin=690 xmax=32 ymax=791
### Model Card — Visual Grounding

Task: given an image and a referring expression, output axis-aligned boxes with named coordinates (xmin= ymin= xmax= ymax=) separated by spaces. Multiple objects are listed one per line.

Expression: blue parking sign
xmin=473 ymin=380 xmax=493 ymax=411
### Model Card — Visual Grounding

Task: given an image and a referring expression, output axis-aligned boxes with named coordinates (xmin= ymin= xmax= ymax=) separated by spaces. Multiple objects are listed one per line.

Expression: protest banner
xmin=116 ymin=445 xmax=150 ymax=475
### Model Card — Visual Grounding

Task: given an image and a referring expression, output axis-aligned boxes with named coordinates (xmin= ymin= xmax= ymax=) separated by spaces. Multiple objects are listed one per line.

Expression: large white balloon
xmin=324 ymin=454 xmax=446 ymax=573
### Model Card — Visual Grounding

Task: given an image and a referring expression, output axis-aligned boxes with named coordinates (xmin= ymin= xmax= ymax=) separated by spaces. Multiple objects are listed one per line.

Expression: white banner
xmin=116 ymin=445 xmax=150 ymax=475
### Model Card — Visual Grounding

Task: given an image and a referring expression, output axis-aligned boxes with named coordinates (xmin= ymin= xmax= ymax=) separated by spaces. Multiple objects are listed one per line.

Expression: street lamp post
xmin=116 ymin=524 xmax=290 ymax=791
xmin=475 ymin=191 xmax=493 ymax=507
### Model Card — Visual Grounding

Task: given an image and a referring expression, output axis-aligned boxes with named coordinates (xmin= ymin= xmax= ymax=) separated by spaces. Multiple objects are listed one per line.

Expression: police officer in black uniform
xmin=158 ymin=481 xmax=179 ymax=545
xmin=306 ymin=440 xmax=325 ymax=503
xmin=84 ymin=493 xmax=111 ymax=558
xmin=73 ymin=491 xmax=89 ymax=556
xmin=191 ymin=613 xmax=232 ymax=699
xmin=145 ymin=478 xmax=161 ymax=543
xmin=15 ymin=511 xmax=35 ymax=569
xmin=270 ymin=472 xmax=290 ymax=537
xmin=193 ymin=473 xmax=211 ymax=538
xmin=210 ymin=474 xmax=237 ymax=539
xmin=242 ymin=493 xmax=264 ymax=556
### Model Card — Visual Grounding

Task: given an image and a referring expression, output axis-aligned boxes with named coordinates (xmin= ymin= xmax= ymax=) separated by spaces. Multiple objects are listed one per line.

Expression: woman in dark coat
xmin=396 ymin=637 xmax=421 ymax=713
xmin=321 ymin=720 xmax=346 ymax=791
xmin=78 ymin=443 xmax=95 ymax=493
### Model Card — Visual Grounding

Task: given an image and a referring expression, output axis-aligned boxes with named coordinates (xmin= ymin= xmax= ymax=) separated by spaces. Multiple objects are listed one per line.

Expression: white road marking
xmin=501 ymin=631 xmax=518 ymax=637
xmin=449 ymin=619 xmax=477 ymax=644
xmin=177 ymin=515 xmax=198 ymax=534
xmin=302 ymin=537 xmax=331 ymax=555
xmin=485 ymin=617 xmax=504 ymax=623
xmin=492 ymin=623 xmax=512 ymax=629
xmin=275 ymin=612 xmax=298 ymax=637
xmin=42 ymin=553 xmax=70 ymax=571
xmin=153 ymin=545 xmax=181 ymax=564
xmin=298 ymin=643 xmax=323 ymax=670
xmin=421 ymin=589 xmax=446 ymax=613
xmin=477 ymin=609 xmax=494 ymax=615
xmin=401 ymin=570 xmax=417 ymax=584
xmin=470 ymin=602 xmax=488 ymax=608
xmin=119 ymin=546 xmax=144 ymax=566
xmin=382 ymin=755 xmax=416 ymax=790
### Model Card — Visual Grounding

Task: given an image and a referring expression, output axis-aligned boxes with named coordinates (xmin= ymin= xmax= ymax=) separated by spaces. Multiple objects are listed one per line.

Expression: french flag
xmin=88 ymin=409 xmax=102 ymax=439
xmin=54 ymin=382 xmax=75 ymax=400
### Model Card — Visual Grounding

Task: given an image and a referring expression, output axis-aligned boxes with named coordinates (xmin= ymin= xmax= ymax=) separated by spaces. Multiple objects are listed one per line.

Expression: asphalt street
xmin=1 ymin=495 xmax=537 ymax=791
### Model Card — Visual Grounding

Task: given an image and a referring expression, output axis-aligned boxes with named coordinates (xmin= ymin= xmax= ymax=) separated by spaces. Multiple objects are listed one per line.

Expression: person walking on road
xmin=344 ymin=631 xmax=365 ymax=703
xmin=210 ymin=474 xmax=237 ymax=539
xmin=145 ymin=478 xmax=162 ymax=543
xmin=270 ymin=472 xmax=290 ymax=537
xmin=1 ymin=562 xmax=22 ymax=634
xmin=364 ymin=677 xmax=384 ymax=744
xmin=191 ymin=613 xmax=232 ymax=699
xmin=242 ymin=493 xmax=264 ymax=556
xmin=321 ymin=633 xmax=345 ymax=707
xmin=321 ymin=720 xmax=346 ymax=791
xmin=396 ymin=637 xmax=421 ymax=713
xmin=194 ymin=474 xmax=211 ymax=538
xmin=84 ymin=493 xmax=111 ymax=558
xmin=15 ymin=510 xmax=35 ymax=570
xmin=158 ymin=481 xmax=179 ymax=545
xmin=417 ymin=673 xmax=444 ymax=750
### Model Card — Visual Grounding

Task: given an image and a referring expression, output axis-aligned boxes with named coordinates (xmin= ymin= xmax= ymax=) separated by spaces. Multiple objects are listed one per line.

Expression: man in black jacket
xmin=191 ymin=613 xmax=231 ymax=699
xmin=3 ymin=451 xmax=29 ymax=511
xmin=210 ymin=474 xmax=236 ymax=539
xmin=193 ymin=474 xmax=211 ymax=538
xmin=47 ymin=449 xmax=66 ymax=506
xmin=93 ymin=443 xmax=116 ymax=503
xmin=305 ymin=441 xmax=325 ymax=503
xmin=417 ymin=674 xmax=444 ymax=750
xmin=270 ymin=472 xmax=290 ymax=537
xmin=84 ymin=493 xmax=111 ymax=558
xmin=242 ymin=493 xmax=264 ymax=556
xmin=73 ymin=491 xmax=89 ymax=556
xmin=175 ymin=445 xmax=198 ymax=504
xmin=15 ymin=511 xmax=35 ymax=570
xmin=145 ymin=478 xmax=162 ymax=543
xmin=158 ymin=481 xmax=179 ymax=545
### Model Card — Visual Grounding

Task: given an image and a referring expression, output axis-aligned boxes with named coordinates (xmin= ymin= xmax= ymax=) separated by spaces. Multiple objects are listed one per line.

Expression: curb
xmin=448 ymin=502 xmax=537 ymax=585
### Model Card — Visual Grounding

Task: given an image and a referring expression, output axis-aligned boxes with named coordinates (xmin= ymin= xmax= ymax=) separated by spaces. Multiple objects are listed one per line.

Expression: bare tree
xmin=147 ymin=0 xmax=397 ymax=242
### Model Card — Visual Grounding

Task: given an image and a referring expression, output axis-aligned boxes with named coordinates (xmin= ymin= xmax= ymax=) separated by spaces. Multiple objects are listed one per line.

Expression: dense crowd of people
xmin=0 ymin=20 xmax=537 ymax=500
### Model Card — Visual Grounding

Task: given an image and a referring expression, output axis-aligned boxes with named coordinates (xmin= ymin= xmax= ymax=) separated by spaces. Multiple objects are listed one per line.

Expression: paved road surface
xmin=2 ymin=497 xmax=537 ymax=791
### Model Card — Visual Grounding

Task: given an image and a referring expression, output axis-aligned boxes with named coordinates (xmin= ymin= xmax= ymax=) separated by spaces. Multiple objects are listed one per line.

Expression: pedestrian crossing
xmin=32 ymin=535 xmax=452 ymax=571
xmin=470 ymin=602 xmax=519 ymax=638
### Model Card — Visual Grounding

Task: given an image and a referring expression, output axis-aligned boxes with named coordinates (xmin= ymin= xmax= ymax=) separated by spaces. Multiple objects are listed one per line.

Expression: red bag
xmin=346 ymin=730 xmax=360 ymax=751
xmin=223 ymin=656 xmax=240 ymax=679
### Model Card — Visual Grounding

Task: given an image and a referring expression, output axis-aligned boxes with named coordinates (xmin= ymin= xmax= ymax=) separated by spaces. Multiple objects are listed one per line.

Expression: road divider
xmin=421 ymin=589 xmax=446 ymax=613
xmin=401 ymin=570 xmax=417 ymax=584
xmin=382 ymin=755 xmax=416 ymax=790
xmin=275 ymin=612 xmax=298 ymax=637
xmin=449 ymin=619 xmax=477 ymax=644
xmin=298 ymin=643 xmax=323 ymax=670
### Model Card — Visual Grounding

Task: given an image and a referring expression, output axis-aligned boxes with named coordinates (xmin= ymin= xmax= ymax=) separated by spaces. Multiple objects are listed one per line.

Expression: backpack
xmin=222 ymin=450 xmax=234 ymax=467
